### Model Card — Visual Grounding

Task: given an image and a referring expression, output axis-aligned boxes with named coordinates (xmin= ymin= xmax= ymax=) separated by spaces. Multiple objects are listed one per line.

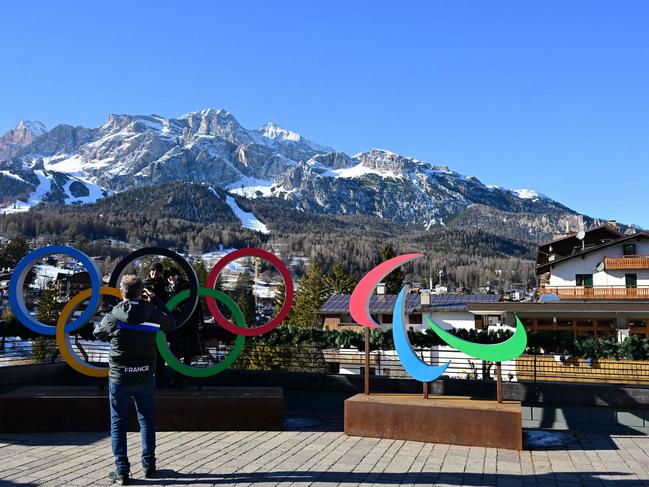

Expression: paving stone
xmin=0 ymin=430 xmax=648 ymax=486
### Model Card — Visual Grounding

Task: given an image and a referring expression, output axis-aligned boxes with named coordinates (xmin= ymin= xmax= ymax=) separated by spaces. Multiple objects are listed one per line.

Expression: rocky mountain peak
xmin=177 ymin=108 xmax=248 ymax=143
xmin=0 ymin=107 xmax=603 ymax=243
xmin=258 ymin=122 xmax=302 ymax=142
xmin=354 ymin=149 xmax=421 ymax=176
xmin=0 ymin=120 xmax=47 ymax=161
xmin=16 ymin=120 xmax=47 ymax=137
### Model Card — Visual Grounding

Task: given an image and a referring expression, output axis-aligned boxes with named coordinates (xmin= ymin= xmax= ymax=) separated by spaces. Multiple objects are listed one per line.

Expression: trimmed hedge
xmin=202 ymin=324 xmax=649 ymax=360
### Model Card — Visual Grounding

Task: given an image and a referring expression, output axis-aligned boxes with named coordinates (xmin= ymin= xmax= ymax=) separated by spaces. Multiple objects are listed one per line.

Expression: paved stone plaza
xmin=1 ymin=430 xmax=649 ymax=487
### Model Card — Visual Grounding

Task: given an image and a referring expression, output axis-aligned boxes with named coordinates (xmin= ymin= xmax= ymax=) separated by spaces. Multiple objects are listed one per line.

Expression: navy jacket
xmin=94 ymin=297 xmax=175 ymax=384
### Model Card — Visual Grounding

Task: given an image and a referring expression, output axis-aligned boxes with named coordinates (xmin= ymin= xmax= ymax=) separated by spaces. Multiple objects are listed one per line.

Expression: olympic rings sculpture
xmin=9 ymin=245 xmax=294 ymax=378
xmin=8 ymin=245 xmax=526 ymax=383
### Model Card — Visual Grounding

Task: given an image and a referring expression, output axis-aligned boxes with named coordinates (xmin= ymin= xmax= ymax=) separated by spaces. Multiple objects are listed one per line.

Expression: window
xmin=625 ymin=273 xmax=637 ymax=288
xmin=576 ymin=274 xmax=593 ymax=287
xmin=409 ymin=313 xmax=422 ymax=324
xmin=623 ymin=244 xmax=637 ymax=256
xmin=627 ymin=319 xmax=647 ymax=330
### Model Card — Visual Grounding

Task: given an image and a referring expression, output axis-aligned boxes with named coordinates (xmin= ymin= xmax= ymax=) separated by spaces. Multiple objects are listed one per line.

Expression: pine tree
xmin=291 ymin=261 xmax=329 ymax=327
xmin=36 ymin=281 xmax=59 ymax=326
xmin=324 ymin=261 xmax=356 ymax=295
xmin=233 ymin=272 xmax=256 ymax=327
xmin=274 ymin=280 xmax=285 ymax=315
xmin=214 ymin=272 xmax=225 ymax=292
xmin=379 ymin=243 xmax=404 ymax=294
xmin=211 ymin=271 xmax=228 ymax=316
xmin=273 ymin=279 xmax=295 ymax=325
xmin=0 ymin=235 xmax=30 ymax=269
xmin=192 ymin=259 xmax=208 ymax=288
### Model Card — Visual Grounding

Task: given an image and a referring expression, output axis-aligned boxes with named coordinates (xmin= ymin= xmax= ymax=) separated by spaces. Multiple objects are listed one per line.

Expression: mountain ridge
xmin=0 ymin=108 xmax=633 ymax=242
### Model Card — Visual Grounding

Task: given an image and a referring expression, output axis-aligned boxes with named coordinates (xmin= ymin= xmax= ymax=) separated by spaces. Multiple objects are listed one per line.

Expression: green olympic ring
xmin=156 ymin=287 xmax=246 ymax=378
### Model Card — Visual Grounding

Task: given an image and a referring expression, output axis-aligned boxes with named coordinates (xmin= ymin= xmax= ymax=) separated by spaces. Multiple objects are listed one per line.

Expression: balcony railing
xmin=604 ymin=256 xmax=649 ymax=270
xmin=540 ymin=285 xmax=649 ymax=300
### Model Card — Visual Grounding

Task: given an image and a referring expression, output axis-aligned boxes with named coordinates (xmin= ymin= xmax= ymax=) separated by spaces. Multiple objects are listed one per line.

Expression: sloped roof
xmin=536 ymin=232 xmax=649 ymax=275
xmin=319 ymin=293 xmax=501 ymax=314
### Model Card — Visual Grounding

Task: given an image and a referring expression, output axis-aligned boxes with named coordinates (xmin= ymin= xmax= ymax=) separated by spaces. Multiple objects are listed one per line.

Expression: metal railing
xmin=3 ymin=337 xmax=649 ymax=386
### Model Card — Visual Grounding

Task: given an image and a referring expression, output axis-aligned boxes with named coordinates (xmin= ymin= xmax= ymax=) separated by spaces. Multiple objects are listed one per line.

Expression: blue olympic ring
xmin=8 ymin=245 xmax=102 ymax=335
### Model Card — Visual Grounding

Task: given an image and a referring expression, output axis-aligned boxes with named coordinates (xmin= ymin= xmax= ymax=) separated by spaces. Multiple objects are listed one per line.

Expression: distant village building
xmin=432 ymin=284 xmax=448 ymax=295
xmin=0 ymin=269 xmax=11 ymax=313
xmin=55 ymin=271 xmax=91 ymax=301
xmin=32 ymin=264 xmax=74 ymax=290
xmin=318 ymin=292 xmax=502 ymax=332
xmin=467 ymin=225 xmax=649 ymax=340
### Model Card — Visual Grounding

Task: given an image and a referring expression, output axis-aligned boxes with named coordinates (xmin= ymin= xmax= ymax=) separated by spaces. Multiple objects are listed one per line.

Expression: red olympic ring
xmin=205 ymin=248 xmax=294 ymax=336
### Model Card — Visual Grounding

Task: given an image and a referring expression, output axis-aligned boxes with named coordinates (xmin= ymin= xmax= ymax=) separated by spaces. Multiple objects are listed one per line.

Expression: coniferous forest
xmin=0 ymin=182 xmax=537 ymax=291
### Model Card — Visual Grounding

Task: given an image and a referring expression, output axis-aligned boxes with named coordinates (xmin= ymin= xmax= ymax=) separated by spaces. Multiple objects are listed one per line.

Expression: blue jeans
xmin=108 ymin=378 xmax=156 ymax=474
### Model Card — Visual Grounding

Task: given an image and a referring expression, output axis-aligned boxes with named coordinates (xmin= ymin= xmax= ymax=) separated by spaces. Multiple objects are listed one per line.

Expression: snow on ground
xmin=43 ymin=155 xmax=87 ymax=173
xmin=42 ymin=155 xmax=111 ymax=205
xmin=225 ymin=195 xmax=270 ymax=234
xmin=226 ymin=177 xmax=275 ymax=198
xmin=0 ymin=170 xmax=51 ymax=214
xmin=253 ymin=282 xmax=279 ymax=299
xmin=523 ymin=430 xmax=576 ymax=449
xmin=32 ymin=264 xmax=74 ymax=289
xmin=0 ymin=171 xmax=27 ymax=183
xmin=200 ymin=247 xmax=245 ymax=273
xmin=62 ymin=176 xmax=107 ymax=205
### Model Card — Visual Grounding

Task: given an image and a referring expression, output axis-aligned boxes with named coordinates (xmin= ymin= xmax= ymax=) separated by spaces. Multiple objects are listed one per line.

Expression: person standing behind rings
xmin=143 ymin=262 xmax=169 ymax=388
xmin=94 ymin=275 xmax=175 ymax=485
xmin=164 ymin=267 xmax=203 ymax=387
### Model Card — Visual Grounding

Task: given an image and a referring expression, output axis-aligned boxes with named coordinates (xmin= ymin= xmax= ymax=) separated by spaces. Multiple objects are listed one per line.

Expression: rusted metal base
xmin=0 ymin=386 xmax=283 ymax=432
xmin=344 ymin=393 xmax=522 ymax=450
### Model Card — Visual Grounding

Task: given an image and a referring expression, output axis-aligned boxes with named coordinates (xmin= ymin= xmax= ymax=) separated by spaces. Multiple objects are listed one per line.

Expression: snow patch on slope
xmin=42 ymin=155 xmax=111 ymax=205
xmin=259 ymin=122 xmax=302 ymax=142
xmin=513 ymin=189 xmax=546 ymax=201
xmin=0 ymin=171 xmax=27 ymax=184
xmin=18 ymin=120 xmax=47 ymax=136
xmin=62 ymin=177 xmax=107 ymax=205
xmin=44 ymin=155 xmax=87 ymax=173
xmin=225 ymin=195 xmax=269 ymax=234
xmin=320 ymin=162 xmax=403 ymax=180
xmin=0 ymin=170 xmax=51 ymax=214
xmin=227 ymin=177 xmax=275 ymax=198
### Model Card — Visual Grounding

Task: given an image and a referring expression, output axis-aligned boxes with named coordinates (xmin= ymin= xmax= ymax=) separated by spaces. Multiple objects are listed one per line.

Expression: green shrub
xmin=619 ymin=335 xmax=649 ymax=360
xmin=32 ymin=337 xmax=57 ymax=363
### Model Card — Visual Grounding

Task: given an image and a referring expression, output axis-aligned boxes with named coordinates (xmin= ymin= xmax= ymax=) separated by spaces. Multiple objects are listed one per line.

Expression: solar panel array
xmin=428 ymin=293 xmax=501 ymax=306
xmin=319 ymin=293 xmax=501 ymax=314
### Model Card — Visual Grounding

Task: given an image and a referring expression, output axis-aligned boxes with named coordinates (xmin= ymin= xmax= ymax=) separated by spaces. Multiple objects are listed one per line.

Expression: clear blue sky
xmin=2 ymin=1 xmax=648 ymax=226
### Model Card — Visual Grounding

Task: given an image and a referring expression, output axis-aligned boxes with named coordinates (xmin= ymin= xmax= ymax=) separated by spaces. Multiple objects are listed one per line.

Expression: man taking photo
xmin=94 ymin=274 xmax=175 ymax=485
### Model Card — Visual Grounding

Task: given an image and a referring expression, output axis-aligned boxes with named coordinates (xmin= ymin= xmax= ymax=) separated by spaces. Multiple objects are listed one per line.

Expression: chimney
xmin=421 ymin=290 xmax=430 ymax=306
xmin=376 ymin=282 xmax=386 ymax=295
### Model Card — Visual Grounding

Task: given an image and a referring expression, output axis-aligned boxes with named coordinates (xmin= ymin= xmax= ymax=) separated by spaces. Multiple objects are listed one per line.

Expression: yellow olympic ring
xmin=56 ymin=287 xmax=122 ymax=377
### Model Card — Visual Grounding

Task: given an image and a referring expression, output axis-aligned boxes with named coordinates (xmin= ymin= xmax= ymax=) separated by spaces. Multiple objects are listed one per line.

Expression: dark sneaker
xmin=108 ymin=470 xmax=129 ymax=485
xmin=143 ymin=466 xmax=156 ymax=479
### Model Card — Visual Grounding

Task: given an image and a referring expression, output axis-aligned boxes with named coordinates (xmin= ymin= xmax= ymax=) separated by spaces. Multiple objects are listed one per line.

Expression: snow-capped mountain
xmin=0 ymin=120 xmax=47 ymax=161
xmin=0 ymin=108 xmax=611 ymax=241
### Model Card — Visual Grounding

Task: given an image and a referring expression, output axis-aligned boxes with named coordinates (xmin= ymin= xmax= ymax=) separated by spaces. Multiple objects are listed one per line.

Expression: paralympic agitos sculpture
xmin=8 ymin=246 xmax=527 ymax=382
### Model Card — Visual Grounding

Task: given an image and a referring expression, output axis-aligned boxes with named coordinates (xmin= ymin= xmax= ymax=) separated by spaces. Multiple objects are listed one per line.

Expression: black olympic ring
xmin=108 ymin=247 xmax=199 ymax=330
